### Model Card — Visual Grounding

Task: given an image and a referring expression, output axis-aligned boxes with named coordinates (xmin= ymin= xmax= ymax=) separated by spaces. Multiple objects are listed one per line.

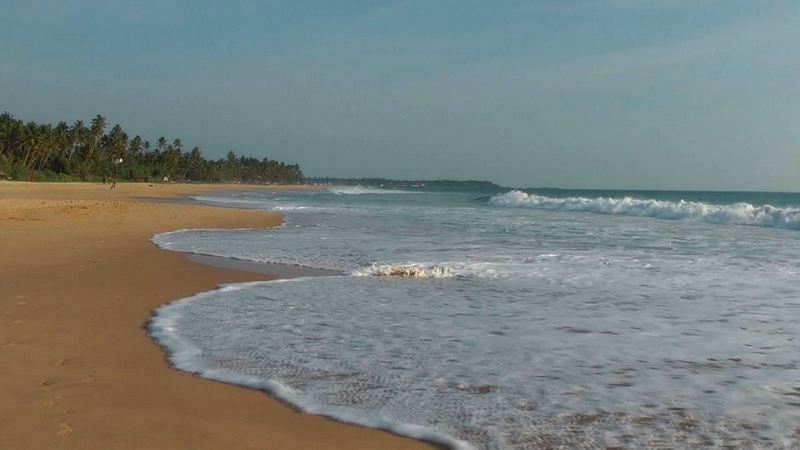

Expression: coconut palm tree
xmin=86 ymin=114 xmax=107 ymax=165
xmin=157 ymin=136 xmax=167 ymax=153
xmin=129 ymin=135 xmax=143 ymax=157
xmin=68 ymin=120 xmax=87 ymax=160
xmin=106 ymin=124 xmax=128 ymax=162
xmin=179 ymin=146 xmax=202 ymax=179
xmin=1 ymin=116 xmax=26 ymax=161
xmin=52 ymin=121 xmax=69 ymax=161
xmin=161 ymin=144 xmax=182 ymax=178
xmin=90 ymin=115 xmax=106 ymax=146
xmin=20 ymin=122 xmax=41 ymax=168
xmin=35 ymin=123 xmax=58 ymax=169
xmin=0 ymin=113 xmax=15 ymax=156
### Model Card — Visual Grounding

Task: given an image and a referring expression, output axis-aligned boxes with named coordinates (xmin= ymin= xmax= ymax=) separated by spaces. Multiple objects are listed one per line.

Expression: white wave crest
xmin=329 ymin=186 xmax=416 ymax=195
xmin=489 ymin=190 xmax=800 ymax=229
xmin=353 ymin=264 xmax=456 ymax=278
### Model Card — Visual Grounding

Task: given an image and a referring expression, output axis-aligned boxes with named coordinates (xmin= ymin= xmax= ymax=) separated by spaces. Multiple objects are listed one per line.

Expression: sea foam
xmin=149 ymin=281 xmax=472 ymax=450
xmin=352 ymin=264 xmax=456 ymax=278
xmin=150 ymin=274 xmax=800 ymax=449
xmin=489 ymin=190 xmax=800 ymax=229
xmin=329 ymin=186 xmax=417 ymax=195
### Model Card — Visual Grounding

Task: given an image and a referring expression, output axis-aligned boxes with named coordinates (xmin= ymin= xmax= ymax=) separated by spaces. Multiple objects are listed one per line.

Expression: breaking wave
xmin=490 ymin=190 xmax=800 ymax=229
xmin=329 ymin=186 xmax=417 ymax=195
xmin=353 ymin=264 xmax=456 ymax=278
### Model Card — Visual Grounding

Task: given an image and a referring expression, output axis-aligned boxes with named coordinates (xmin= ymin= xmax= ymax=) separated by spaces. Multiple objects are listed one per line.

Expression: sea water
xmin=150 ymin=186 xmax=800 ymax=449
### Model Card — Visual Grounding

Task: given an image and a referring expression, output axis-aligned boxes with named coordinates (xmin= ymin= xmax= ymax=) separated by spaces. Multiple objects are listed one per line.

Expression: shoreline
xmin=0 ymin=181 xmax=435 ymax=449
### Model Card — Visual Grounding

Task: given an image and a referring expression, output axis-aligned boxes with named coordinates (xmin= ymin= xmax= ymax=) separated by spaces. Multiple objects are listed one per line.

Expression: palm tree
xmin=20 ymin=122 xmax=41 ymax=168
xmin=90 ymin=114 xmax=106 ymax=146
xmin=161 ymin=144 xmax=183 ymax=178
xmin=180 ymin=146 xmax=202 ymax=179
xmin=68 ymin=120 xmax=87 ymax=160
xmin=224 ymin=150 xmax=239 ymax=182
xmin=157 ymin=137 xmax=167 ymax=153
xmin=87 ymin=115 xmax=106 ymax=165
xmin=1 ymin=117 xmax=26 ymax=161
xmin=35 ymin=123 xmax=57 ymax=169
xmin=106 ymin=124 xmax=128 ymax=163
xmin=0 ymin=113 xmax=15 ymax=156
xmin=53 ymin=121 xmax=69 ymax=161
xmin=128 ymin=135 xmax=143 ymax=158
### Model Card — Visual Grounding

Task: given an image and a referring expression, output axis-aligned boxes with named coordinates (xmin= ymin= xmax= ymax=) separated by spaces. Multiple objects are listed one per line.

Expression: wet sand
xmin=0 ymin=181 xmax=435 ymax=449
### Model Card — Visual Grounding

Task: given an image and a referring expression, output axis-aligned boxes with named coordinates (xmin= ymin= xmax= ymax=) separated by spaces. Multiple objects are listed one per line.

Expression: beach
xmin=0 ymin=182 xmax=433 ymax=449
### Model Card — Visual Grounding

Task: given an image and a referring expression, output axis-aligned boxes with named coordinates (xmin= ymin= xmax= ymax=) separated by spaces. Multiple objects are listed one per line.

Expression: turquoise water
xmin=151 ymin=186 xmax=800 ymax=449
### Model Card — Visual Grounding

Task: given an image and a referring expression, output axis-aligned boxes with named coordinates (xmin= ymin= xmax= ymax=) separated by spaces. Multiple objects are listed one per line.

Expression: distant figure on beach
xmin=110 ymin=178 xmax=116 ymax=189
xmin=163 ymin=175 xmax=169 ymax=183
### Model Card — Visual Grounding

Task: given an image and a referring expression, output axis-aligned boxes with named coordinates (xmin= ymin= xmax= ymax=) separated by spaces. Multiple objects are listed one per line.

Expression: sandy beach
xmin=0 ymin=182 xmax=434 ymax=449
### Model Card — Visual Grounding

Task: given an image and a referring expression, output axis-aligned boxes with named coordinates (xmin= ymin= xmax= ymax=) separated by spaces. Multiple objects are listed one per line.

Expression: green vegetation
xmin=0 ymin=112 xmax=304 ymax=184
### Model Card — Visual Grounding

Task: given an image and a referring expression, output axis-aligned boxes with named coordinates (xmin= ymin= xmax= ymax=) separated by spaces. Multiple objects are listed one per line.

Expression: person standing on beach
xmin=110 ymin=178 xmax=116 ymax=189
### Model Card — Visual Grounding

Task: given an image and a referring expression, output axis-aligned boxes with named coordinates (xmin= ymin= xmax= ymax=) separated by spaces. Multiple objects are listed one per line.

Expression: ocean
xmin=150 ymin=186 xmax=800 ymax=449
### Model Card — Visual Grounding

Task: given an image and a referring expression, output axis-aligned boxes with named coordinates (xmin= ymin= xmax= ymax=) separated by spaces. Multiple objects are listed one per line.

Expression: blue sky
xmin=1 ymin=0 xmax=799 ymax=190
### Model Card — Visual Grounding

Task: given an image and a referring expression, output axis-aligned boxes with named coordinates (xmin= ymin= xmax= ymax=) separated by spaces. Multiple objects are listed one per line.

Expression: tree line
xmin=0 ymin=112 xmax=304 ymax=184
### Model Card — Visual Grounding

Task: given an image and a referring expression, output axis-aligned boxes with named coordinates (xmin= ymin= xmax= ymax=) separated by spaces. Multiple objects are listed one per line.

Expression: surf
xmin=352 ymin=264 xmax=456 ymax=278
xmin=489 ymin=190 xmax=800 ymax=229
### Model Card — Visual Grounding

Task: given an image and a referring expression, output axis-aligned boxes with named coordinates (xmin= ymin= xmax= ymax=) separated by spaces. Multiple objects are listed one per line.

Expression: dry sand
xmin=0 ymin=181 xmax=435 ymax=449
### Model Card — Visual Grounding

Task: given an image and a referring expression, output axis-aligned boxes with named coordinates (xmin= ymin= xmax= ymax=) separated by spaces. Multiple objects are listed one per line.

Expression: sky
xmin=1 ymin=0 xmax=799 ymax=190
